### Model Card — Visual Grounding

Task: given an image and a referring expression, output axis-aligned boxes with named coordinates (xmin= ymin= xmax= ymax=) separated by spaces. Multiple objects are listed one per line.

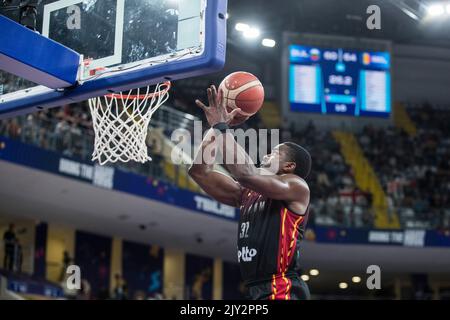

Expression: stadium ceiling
xmin=228 ymin=0 xmax=450 ymax=49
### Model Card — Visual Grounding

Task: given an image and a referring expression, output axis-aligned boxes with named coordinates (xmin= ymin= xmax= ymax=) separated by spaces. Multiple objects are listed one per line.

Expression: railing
xmin=396 ymin=206 xmax=450 ymax=230
xmin=0 ymin=240 xmax=34 ymax=275
xmin=312 ymin=191 xmax=450 ymax=230
xmin=152 ymin=105 xmax=200 ymax=134
xmin=0 ymin=115 xmax=94 ymax=162
xmin=333 ymin=131 xmax=401 ymax=229
xmin=0 ymin=104 xmax=201 ymax=188
xmin=3 ymin=108 xmax=447 ymax=230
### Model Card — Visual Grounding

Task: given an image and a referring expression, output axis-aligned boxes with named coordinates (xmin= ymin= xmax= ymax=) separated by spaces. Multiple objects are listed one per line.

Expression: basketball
xmin=219 ymin=72 xmax=265 ymax=126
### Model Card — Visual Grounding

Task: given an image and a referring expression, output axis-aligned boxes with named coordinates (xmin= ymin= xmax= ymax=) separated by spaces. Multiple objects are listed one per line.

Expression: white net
xmin=88 ymin=82 xmax=170 ymax=165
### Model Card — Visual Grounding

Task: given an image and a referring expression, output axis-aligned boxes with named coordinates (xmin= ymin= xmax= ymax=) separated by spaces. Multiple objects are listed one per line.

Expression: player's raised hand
xmin=196 ymin=85 xmax=243 ymax=127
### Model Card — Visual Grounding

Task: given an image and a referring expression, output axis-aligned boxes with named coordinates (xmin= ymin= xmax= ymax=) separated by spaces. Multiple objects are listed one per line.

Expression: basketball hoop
xmin=88 ymin=81 xmax=171 ymax=165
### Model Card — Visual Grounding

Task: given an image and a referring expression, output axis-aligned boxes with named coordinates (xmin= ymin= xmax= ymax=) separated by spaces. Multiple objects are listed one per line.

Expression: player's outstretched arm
xmin=195 ymin=85 xmax=308 ymax=208
xmin=188 ymin=128 xmax=243 ymax=207
xmin=221 ymin=130 xmax=309 ymax=206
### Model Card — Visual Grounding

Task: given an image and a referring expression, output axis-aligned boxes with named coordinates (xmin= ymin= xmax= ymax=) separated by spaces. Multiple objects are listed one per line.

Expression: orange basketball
xmin=219 ymin=72 xmax=265 ymax=126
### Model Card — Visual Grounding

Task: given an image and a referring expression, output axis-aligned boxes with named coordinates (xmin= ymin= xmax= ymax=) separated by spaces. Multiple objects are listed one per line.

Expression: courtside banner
xmin=1 ymin=136 xmax=450 ymax=246
xmin=0 ymin=136 xmax=239 ymax=222
xmin=311 ymin=226 xmax=450 ymax=248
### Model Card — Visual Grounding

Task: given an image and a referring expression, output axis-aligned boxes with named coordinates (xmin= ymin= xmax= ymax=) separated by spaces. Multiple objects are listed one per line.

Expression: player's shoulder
xmin=281 ymin=173 xmax=309 ymax=189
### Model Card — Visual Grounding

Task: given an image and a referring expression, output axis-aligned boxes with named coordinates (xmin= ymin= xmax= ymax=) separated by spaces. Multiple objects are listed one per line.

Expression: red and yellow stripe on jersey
xmin=270 ymin=207 xmax=304 ymax=300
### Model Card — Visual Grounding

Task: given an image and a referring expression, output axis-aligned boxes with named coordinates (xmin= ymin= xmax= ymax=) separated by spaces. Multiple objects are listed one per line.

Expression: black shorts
xmin=247 ymin=275 xmax=311 ymax=300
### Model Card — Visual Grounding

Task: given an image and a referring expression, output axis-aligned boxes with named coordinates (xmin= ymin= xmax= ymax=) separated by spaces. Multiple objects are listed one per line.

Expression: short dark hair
xmin=282 ymin=142 xmax=311 ymax=179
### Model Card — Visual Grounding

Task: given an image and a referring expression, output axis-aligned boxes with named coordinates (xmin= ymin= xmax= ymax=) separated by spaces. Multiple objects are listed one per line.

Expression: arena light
xmin=243 ymin=27 xmax=261 ymax=39
xmin=447 ymin=4 xmax=450 ymax=14
xmin=301 ymin=274 xmax=310 ymax=282
xmin=309 ymin=269 xmax=319 ymax=276
xmin=235 ymin=23 xmax=250 ymax=32
xmin=352 ymin=276 xmax=361 ymax=283
xmin=262 ymin=38 xmax=276 ymax=47
xmin=426 ymin=3 xmax=445 ymax=16
xmin=339 ymin=282 xmax=348 ymax=289
xmin=401 ymin=8 xmax=419 ymax=20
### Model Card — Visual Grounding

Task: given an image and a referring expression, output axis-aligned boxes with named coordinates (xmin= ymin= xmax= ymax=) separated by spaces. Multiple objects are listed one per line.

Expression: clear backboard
xmin=0 ymin=0 xmax=227 ymax=118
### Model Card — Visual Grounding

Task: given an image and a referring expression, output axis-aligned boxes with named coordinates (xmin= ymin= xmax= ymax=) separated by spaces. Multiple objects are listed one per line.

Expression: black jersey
xmin=237 ymin=188 xmax=309 ymax=298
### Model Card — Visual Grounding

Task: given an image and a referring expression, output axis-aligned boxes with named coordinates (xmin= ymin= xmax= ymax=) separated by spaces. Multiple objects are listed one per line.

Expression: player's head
xmin=260 ymin=142 xmax=311 ymax=179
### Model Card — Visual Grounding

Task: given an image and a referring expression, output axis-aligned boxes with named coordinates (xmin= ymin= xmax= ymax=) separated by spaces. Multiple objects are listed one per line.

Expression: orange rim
xmin=104 ymin=81 xmax=171 ymax=99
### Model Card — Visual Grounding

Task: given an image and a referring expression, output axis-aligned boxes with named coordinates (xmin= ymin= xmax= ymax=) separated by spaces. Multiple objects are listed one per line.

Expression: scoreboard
xmin=289 ymin=45 xmax=391 ymax=118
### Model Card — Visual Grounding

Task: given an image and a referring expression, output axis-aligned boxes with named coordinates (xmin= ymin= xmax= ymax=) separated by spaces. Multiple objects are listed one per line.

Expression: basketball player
xmin=189 ymin=85 xmax=312 ymax=300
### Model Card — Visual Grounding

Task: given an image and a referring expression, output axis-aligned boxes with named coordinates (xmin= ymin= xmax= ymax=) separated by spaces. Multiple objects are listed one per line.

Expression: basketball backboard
xmin=0 ymin=0 xmax=227 ymax=118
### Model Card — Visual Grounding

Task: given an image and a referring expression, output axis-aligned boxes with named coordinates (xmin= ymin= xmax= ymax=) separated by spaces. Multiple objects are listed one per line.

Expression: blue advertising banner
xmin=122 ymin=241 xmax=164 ymax=299
xmin=74 ymin=231 xmax=111 ymax=299
xmin=310 ymin=226 xmax=450 ymax=248
xmin=0 ymin=136 xmax=239 ymax=222
xmin=33 ymin=222 xmax=48 ymax=279
xmin=1 ymin=136 xmax=449 ymax=248
xmin=7 ymin=278 xmax=64 ymax=298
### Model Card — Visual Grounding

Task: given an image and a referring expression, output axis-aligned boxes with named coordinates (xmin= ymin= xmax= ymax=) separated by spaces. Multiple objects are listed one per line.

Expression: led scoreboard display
xmin=289 ymin=45 xmax=391 ymax=118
